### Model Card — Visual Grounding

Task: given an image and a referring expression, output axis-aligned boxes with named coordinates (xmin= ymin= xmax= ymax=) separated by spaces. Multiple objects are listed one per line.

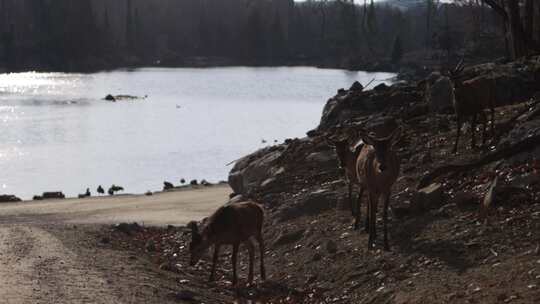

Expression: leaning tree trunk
xmin=534 ymin=1 xmax=540 ymax=47
xmin=484 ymin=0 xmax=531 ymax=59
xmin=505 ymin=0 xmax=528 ymax=59
xmin=524 ymin=0 xmax=534 ymax=40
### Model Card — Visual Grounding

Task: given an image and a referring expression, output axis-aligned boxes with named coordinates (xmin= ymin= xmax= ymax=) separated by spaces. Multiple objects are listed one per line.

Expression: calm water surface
xmin=0 ymin=67 xmax=394 ymax=199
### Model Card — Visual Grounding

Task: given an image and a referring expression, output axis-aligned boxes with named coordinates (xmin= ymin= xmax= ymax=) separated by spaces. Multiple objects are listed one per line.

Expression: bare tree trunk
xmin=534 ymin=1 xmax=540 ymax=47
xmin=483 ymin=0 xmax=529 ymax=59
xmin=505 ymin=0 xmax=528 ymax=58
xmin=524 ymin=0 xmax=534 ymax=45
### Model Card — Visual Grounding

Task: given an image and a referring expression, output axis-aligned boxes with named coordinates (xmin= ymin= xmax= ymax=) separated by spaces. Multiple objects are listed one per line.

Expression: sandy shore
xmin=0 ymin=184 xmax=231 ymax=226
xmin=0 ymin=185 xmax=233 ymax=303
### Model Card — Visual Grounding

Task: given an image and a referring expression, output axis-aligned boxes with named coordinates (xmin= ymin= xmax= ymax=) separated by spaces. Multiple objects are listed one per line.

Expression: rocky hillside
xmin=105 ymin=57 xmax=540 ymax=303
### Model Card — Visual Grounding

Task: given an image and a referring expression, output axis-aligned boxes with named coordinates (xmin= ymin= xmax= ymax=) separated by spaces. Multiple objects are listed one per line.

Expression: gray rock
xmin=42 ymin=192 xmax=65 ymax=200
xmin=350 ymin=81 xmax=364 ymax=92
xmin=411 ymin=183 xmax=443 ymax=213
xmin=273 ymin=229 xmax=306 ymax=246
xmin=305 ymin=150 xmax=338 ymax=169
xmin=0 ymin=195 xmax=21 ymax=203
xmin=277 ymin=189 xmax=341 ymax=222
xmin=453 ymin=191 xmax=478 ymax=208
xmin=171 ymin=290 xmax=197 ymax=301
xmin=145 ymin=240 xmax=156 ymax=252
xmin=228 ymin=146 xmax=284 ymax=195
xmin=510 ymin=173 xmax=540 ymax=188
xmin=326 ymin=240 xmax=338 ymax=254
xmin=114 ymin=222 xmax=142 ymax=235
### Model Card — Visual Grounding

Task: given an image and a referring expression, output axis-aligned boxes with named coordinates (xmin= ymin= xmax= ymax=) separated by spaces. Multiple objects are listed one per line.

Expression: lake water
xmin=0 ymin=67 xmax=394 ymax=199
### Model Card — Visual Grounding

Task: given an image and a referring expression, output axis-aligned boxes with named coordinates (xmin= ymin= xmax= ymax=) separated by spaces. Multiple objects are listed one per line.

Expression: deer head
xmin=359 ymin=127 xmax=401 ymax=172
xmin=187 ymin=221 xmax=209 ymax=266
xmin=325 ymin=126 xmax=357 ymax=172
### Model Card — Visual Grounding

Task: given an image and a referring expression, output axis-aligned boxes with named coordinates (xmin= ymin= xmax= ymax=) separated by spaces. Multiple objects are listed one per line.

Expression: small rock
xmin=42 ymin=191 xmax=65 ymax=200
xmin=114 ymin=222 xmax=142 ymax=235
xmin=326 ymin=240 xmax=338 ymax=254
xmin=373 ymin=83 xmax=389 ymax=92
xmin=145 ymin=240 xmax=156 ymax=252
xmin=411 ymin=183 xmax=442 ymax=213
xmin=454 ymin=191 xmax=478 ymax=208
xmin=273 ymin=229 xmax=305 ymax=246
xmin=171 ymin=290 xmax=197 ymax=301
xmin=163 ymin=181 xmax=174 ymax=190
xmin=420 ymin=152 xmax=432 ymax=164
xmin=145 ymin=191 xmax=153 ymax=196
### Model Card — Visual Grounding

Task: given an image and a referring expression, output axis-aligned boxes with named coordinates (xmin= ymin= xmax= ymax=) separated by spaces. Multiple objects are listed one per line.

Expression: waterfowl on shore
xmin=97 ymin=185 xmax=104 ymax=195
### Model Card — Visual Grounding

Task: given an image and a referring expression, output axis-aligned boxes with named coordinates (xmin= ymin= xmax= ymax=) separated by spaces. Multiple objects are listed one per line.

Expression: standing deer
xmin=450 ymin=60 xmax=496 ymax=153
xmin=326 ymin=132 xmax=367 ymax=230
xmin=187 ymin=201 xmax=266 ymax=286
xmin=355 ymin=127 xmax=401 ymax=250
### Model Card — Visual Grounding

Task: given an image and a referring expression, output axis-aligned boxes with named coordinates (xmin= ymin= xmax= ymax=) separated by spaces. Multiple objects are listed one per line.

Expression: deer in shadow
xmin=187 ymin=201 xmax=266 ymax=286
xmin=449 ymin=59 xmax=497 ymax=153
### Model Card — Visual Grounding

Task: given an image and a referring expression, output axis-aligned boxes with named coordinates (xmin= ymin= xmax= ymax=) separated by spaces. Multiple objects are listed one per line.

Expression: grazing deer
xmin=187 ymin=201 xmax=266 ymax=286
xmin=450 ymin=60 xmax=496 ymax=153
xmin=356 ymin=127 xmax=401 ymax=250
xmin=326 ymin=133 xmax=367 ymax=230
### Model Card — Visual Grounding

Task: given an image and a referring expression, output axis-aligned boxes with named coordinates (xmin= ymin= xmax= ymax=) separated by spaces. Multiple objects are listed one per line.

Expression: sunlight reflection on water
xmin=0 ymin=67 xmax=395 ymax=199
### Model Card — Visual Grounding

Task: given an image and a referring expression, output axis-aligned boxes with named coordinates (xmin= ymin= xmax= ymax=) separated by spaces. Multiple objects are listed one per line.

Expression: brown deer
xmin=326 ymin=132 xmax=367 ymax=230
xmin=187 ymin=201 xmax=266 ymax=286
xmin=355 ymin=127 xmax=401 ymax=250
xmin=450 ymin=60 xmax=496 ymax=153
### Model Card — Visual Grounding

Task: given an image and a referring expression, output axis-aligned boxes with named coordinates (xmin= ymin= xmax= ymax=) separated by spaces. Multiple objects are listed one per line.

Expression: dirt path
xmin=0 ymin=185 xmax=232 ymax=303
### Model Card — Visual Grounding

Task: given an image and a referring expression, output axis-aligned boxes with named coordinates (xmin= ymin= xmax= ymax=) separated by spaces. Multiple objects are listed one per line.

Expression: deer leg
xmin=364 ymin=192 xmax=370 ymax=233
xmin=453 ymin=116 xmax=462 ymax=154
xmin=490 ymin=106 xmax=495 ymax=136
xmin=232 ymin=243 xmax=239 ymax=286
xmin=245 ymin=240 xmax=255 ymax=284
xmin=482 ymin=112 xmax=487 ymax=146
xmin=471 ymin=114 xmax=477 ymax=149
xmin=209 ymin=244 xmax=221 ymax=282
xmin=354 ymin=186 xmax=364 ymax=230
xmin=348 ymin=182 xmax=354 ymax=217
xmin=256 ymin=233 xmax=266 ymax=281
xmin=383 ymin=194 xmax=390 ymax=251
xmin=368 ymin=193 xmax=378 ymax=250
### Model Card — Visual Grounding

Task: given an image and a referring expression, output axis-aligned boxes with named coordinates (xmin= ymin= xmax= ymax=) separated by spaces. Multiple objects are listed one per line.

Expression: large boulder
xmin=317 ymin=84 xmax=420 ymax=131
xmin=276 ymin=189 xmax=342 ymax=222
xmin=228 ymin=146 xmax=284 ymax=195
xmin=410 ymin=183 xmax=443 ymax=213
xmin=0 ymin=195 xmax=21 ymax=203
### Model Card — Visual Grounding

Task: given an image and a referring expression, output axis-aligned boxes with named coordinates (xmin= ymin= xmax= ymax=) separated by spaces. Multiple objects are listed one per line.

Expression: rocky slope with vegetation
xmin=104 ymin=57 xmax=540 ymax=303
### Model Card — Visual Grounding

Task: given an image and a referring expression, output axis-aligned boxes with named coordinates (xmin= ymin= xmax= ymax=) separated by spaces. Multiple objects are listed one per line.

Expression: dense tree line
xmin=0 ymin=0 xmax=509 ymax=72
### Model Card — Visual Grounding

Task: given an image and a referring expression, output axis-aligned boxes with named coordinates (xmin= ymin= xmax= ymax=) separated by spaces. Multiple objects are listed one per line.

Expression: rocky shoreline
xmin=104 ymin=56 xmax=540 ymax=303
